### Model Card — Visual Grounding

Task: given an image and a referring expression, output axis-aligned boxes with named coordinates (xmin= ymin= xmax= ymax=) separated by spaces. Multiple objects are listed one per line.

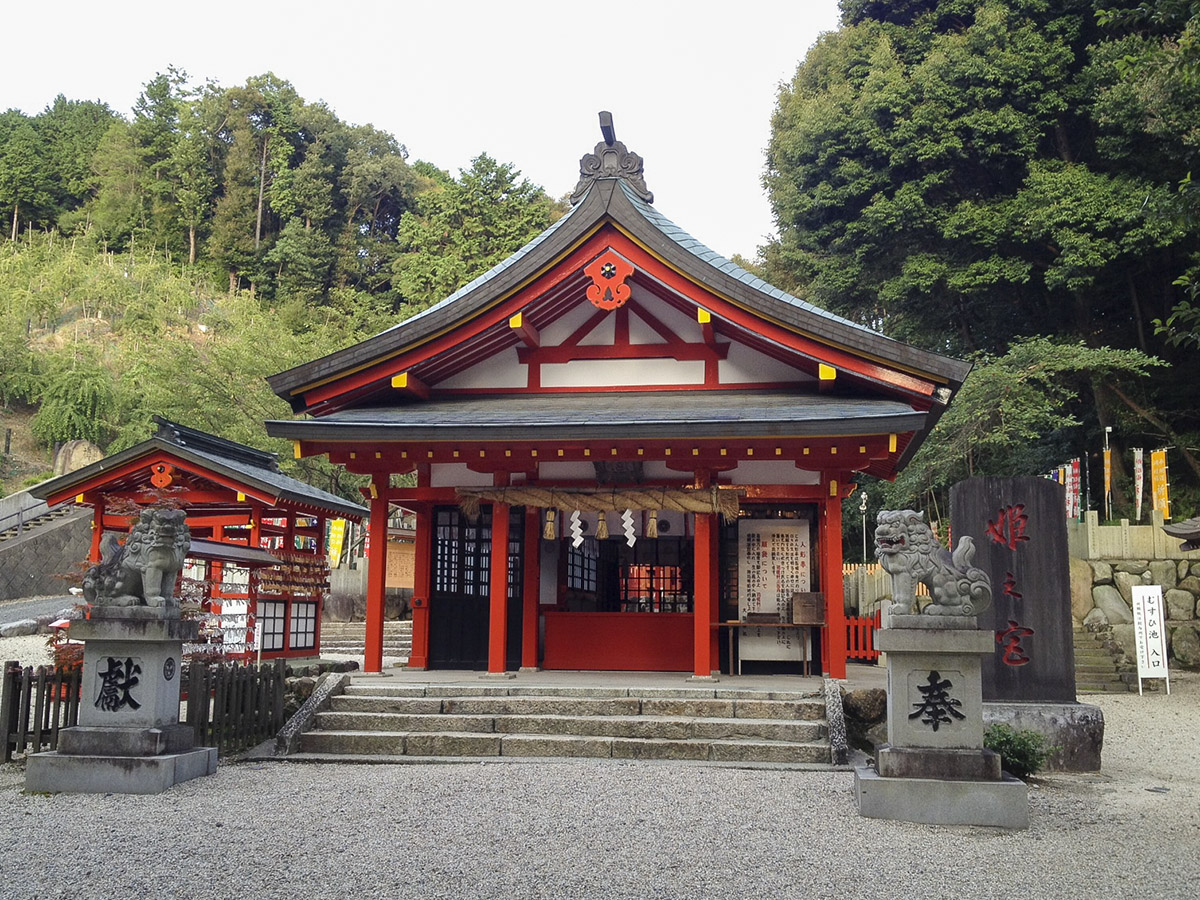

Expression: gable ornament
xmin=571 ymin=111 xmax=654 ymax=205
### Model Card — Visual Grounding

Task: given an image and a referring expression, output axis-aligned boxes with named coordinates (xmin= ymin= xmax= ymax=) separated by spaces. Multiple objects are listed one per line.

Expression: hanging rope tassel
xmin=646 ymin=510 xmax=659 ymax=539
xmin=543 ymin=509 xmax=556 ymax=541
xmin=596 ymin=511 xmax=609 ymax=540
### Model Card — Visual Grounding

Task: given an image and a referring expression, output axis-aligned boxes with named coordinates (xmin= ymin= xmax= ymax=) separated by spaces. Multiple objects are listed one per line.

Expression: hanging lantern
xmin=543 ymin=509 xmax=556 ymax=541
xmin=596 ymin=511 xmax=610 ymax=540
xmin=646 ymin=510 xmax=659 ymax=539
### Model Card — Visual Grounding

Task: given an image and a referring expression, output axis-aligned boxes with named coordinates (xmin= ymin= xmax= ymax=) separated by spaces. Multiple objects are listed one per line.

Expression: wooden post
xmin=693 ymin=512 xmax=718 ymax=678
xmin=409 ymin=503 xmax=431 ymax=669
xmin=88 ymin=498 xmax=104 ymax=563
xmin=364 ymin=480 xmax=389 ymax=674
xmin=487 ymin=502 xmax=511 ymax=674
xmin=521 ymin=506 xmax=541 ymax=670
xmin=822 ymin=491 xmax=848 ymax=679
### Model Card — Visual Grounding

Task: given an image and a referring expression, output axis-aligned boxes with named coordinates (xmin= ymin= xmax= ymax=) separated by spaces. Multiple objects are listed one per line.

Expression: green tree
xmin=393 ymin=154 xmax=564 ymax=310
xmin=0 ymin=115 xmax=53 ymax=241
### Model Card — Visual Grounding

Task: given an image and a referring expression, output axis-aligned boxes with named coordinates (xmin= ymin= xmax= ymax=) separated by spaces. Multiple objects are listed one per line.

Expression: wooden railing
xmin=2 ymin=658 xmax=287 ymax=762
xmin=1 ymin=661 xmax=82 ymax=763
xmin=184 ymin=661 xmax=286 ymax=755
xmin=845 ymin=610 xmax=883 ymax=662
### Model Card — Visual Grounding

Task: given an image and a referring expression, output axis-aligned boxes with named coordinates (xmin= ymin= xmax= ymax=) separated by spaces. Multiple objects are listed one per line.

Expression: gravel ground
xmin=1 ymin=635 xmax=1197 ymax=900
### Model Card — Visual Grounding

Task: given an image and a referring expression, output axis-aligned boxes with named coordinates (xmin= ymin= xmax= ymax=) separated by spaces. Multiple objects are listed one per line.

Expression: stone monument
xmin=952 ymin=476 xmax=1104 ymax=770
xmin=854 ymin=509 xmax=1028 ymax=829
xmin=25 ymin=508 xmax=217 ymax=794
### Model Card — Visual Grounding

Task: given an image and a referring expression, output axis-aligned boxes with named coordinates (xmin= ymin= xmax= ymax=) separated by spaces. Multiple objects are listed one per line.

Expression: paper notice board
xmin=737 ymin=520 xmax=811 ymax=663
xmin=1131 ymin=585 xmax=1171 ymax=695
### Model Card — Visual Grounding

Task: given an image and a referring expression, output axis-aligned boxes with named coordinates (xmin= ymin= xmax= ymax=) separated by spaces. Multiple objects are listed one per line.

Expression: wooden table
xmin=719 ymin=621 xmax=817 ymax=677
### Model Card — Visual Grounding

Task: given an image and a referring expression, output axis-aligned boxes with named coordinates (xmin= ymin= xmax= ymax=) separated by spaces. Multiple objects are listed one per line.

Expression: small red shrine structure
xmin=30 ymin=418 xmax=366 ymax=660
xmin=266 ymin=117 xmax=969 ymax=678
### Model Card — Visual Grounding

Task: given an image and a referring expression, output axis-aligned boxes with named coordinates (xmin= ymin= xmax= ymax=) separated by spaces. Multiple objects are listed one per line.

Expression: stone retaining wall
xmin=1070 ymin=556 xmax=1200 ymax=669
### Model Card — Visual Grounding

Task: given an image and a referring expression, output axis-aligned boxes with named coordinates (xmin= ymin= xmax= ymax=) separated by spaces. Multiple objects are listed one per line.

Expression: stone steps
xmin=0 ymin=503 xmax=78 ymax=544
xmin=1073 ymin=626 xmax=1136 ymax=693
xmin=319 ymin=621 xmax=412 ymax=658
xmin=290 ymin=682 xmax=833 ymax=765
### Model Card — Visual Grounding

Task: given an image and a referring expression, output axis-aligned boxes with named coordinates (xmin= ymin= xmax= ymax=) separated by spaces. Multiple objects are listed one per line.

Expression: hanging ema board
xmin=737 ymin=520 xmax=811 ymax=665
xmin=1131 ymin=585 xmax=1171 ymax=695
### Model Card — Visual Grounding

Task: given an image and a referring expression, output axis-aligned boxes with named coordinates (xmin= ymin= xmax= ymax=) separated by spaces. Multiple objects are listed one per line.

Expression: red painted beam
xmin=487 ymin=502 xmax=511 ymax=674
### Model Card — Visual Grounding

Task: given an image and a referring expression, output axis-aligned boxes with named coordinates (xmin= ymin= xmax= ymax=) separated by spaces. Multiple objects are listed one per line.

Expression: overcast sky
xmin=8 ymin=1 xmax=842 ymax=260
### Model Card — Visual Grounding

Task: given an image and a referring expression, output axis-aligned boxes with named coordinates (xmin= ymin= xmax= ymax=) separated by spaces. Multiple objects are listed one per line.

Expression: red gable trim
xmin=298 ymin=226 xmax=941 ymax=414
xmin=40 ymin=449 xmax=278 ymax=509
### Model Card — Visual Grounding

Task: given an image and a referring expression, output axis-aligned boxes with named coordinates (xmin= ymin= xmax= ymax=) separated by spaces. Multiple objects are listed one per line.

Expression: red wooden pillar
xmin=521 ymin=506 xmax=541 ymax=670
xmin=364 ymin=479 xmax=389 ymax=674
xmin=409 ymin=503 xmax=431 ymax=669
xmin=88 ymin=497 xmax=104 ymax=563
xmin=693 ymin=511 xmax=719 ymax=678
xmin=822 ymin=486 xmax=848 ymax=679
xmin=487 ymin=502 xmax=511 ymax=674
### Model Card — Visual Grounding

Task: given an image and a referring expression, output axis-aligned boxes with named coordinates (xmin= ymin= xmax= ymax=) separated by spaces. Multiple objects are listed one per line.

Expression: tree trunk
xmin=255 ymin=139 xmax=269 ymax=250
xmin=10 ymin=202 xmax=17 ymax=242
xmin=188 ymin=226 xmax=197 ymax=266
xmin=229 ymin=270 xmax=238 ymax=294
xmin=1107 ymin=382 xmax=1200 ymax=483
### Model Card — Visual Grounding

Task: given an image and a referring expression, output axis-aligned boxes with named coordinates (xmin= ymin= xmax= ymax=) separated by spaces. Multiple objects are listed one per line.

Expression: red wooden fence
xmin=845 ymin=610 xmax=883 ymax=662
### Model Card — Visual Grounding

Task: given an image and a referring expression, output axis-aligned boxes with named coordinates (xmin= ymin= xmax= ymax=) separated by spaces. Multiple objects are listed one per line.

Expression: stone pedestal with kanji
xmin=25 ymin=609 xmax=216 ymax=794
xmin=854 ymin=623 xmax=1028 ymax=829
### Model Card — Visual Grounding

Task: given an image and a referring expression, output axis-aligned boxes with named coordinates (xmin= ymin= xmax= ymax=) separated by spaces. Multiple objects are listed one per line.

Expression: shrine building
xmin=30 ymin=418 xmax=366 ymax=661
xmin=266 ymin=117 xmax=969 ymax=679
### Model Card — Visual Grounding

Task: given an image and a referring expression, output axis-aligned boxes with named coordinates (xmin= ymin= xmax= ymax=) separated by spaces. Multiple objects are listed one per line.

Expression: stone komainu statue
xmin=82 ymin=508 xmax=191 ymax=610
xmin=874 ymin=509 xmax=992 ymax=618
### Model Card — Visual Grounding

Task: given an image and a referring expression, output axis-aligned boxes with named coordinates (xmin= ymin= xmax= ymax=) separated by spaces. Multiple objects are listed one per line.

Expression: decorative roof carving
xmin=571 ymin=111 xmax=653 ymax=205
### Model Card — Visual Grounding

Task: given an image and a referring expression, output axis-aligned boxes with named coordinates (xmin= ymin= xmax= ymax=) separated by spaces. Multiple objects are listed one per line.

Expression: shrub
xmin=985 ymin=723 xmax=1054 ymax=779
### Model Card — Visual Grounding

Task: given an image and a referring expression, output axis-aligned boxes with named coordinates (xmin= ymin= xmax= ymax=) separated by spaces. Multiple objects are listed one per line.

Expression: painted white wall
xmin=719 ymin=341 xmax=813 ymax=385
xmin=727 ymin=461 xmax=822 ymax=485
xmin=429 ymin=463 xmax=495 ymax=488
xmin=436 ymin=347 xmax=528 ymax=389
xmin=542 ymin=358 xmax=705 ymax=388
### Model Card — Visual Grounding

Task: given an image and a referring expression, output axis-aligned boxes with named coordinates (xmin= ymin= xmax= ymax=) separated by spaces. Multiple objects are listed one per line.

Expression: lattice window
xmin=567 ymin=538 xmax=599 ymax=592
xmin=257 ymin=600 xmax=286 ymax=652
xmin=289 ymin=601 xmax=317 ymax=651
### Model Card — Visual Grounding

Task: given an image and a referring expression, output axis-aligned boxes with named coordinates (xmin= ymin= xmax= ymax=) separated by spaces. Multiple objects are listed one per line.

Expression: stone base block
xmin=25 ymin=747 xmax=216 ymax=795
xmin=854 ymin=766 xmax=1028 ymax=829
xmin=875 ymin=744 xmax=1001 ymax=781
xmin=56 ymin=724 xmax=195 ymax=757
xmin=983 ymin=701 xmax=1104 ymax=772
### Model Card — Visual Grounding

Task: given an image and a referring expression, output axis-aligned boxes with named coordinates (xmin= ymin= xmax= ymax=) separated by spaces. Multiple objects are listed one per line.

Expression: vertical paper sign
xmin=1133 ymin=448 xmax=1144 ymax=522
xmin=1130 ymin=585 xmax=1171 ymax=695
xmin=1151 ymin=450 xmax=1170 ymax=520
xmin=737 ymin=520 xmax=810 ymax=664
xmin=328 ymin=519 xmax=346 ymax=569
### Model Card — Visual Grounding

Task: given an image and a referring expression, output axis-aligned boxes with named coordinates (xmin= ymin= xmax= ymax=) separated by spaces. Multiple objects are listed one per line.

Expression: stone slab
xmin=888 ymin=614 xmax=979 ymax=630
xmin=875 ymin=744 xmax=1002 ymax=781
xmin=56 ymin=724 xmax=195 ymax=757
xmin=72 ymin=614 xmax=200 ymax=641
xmin=983 ymin=701 xmax=1104 ymax=772
xmin=952 ymin=477 xmax=1077 ymax=703
xmin=25 ymin=746 xmax=216 ymax=795
xmin=78 ymin=638 xmax=184 ymax=729
xmin=886 ymin=649 xmax=985 ymax=750
xmin=876 ymin=627 xmax=994 ymax=654
xmin=854 ymin=766 xmax=1028 ymax=829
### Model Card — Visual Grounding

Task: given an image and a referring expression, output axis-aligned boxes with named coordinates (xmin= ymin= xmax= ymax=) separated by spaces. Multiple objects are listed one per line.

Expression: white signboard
xmin=1131 ymin=585 xmax=1171 ymax=695
xmin=737 ymin=520 xmax=810 ymax=664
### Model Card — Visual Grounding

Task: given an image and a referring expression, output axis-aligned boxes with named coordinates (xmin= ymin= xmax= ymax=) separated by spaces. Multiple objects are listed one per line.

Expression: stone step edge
xmin=341 ymin=685 xmax=824 ymax=702
xmin=268 ymin=751 xmax=840 ymax=771
xmin=316 ymin=710 xmax=829 ymax=730
xmin=301 ymin=729 xmax=834 ymax=754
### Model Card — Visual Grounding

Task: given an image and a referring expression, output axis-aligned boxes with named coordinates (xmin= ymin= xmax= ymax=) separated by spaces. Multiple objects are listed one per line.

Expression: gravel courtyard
xmin=1 ymin=632 xmax=1196 ymax=900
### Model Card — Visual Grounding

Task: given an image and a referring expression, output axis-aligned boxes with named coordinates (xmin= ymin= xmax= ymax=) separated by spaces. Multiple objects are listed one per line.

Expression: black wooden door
xmin=428 ymin=506 xmax=524 ymax=670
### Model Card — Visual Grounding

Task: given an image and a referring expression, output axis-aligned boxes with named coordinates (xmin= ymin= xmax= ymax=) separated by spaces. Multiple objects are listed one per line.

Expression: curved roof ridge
xmin=615 ymin=180 xmax=878 ymax=336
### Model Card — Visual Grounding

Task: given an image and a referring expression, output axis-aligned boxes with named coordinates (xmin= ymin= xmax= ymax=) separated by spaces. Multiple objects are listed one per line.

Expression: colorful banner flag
xmin=328 ymin=518 xmax=347 ymax=569
xmin=1133 ymin=448 xmax=1144 ymax=522
xmin=1068 ymin=458 xmax=1081 ymax=519
xmin=1103 ymin=448 xmax=1113 ymax=520
xmin=1151 ymin=449 xmax=1171 ymax=520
